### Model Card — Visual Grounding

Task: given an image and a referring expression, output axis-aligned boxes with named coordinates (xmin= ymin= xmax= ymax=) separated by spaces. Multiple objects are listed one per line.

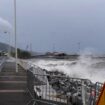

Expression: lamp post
xmin=14 ymin=0 xmax=18 ymax=72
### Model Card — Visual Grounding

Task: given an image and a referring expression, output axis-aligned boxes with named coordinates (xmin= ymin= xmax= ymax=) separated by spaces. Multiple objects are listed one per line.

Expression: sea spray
xmin=29 ymin=52 xmax=105 ymax=83
xmin=0 ymin=17 xmax=12 ymax=34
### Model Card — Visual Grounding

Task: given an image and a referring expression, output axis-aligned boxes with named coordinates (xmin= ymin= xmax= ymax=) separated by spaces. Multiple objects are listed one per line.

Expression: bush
xmin=11 ymin=48 xmax=31 ymax=59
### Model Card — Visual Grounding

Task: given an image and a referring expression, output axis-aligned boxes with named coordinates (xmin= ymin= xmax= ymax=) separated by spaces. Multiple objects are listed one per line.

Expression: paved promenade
xmin=0 ymin=61 xmax=31 ymax=105
xmin=0 ymin=60 xmax=67 ymax=105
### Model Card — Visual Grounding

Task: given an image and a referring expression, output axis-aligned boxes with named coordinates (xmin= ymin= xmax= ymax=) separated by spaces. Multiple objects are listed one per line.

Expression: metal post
xmin=8 ymin=32 xmax=11 ymax=57
xmin=14 ymin=0 xmax=18 ymax=72
xmin=82 ymin=81 xmax=86 ymax=105
xmin=78 ymin=42 xmax=81 ymax=52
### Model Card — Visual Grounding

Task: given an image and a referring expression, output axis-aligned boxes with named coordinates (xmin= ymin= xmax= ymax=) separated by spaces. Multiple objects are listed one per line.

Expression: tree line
xmin=11 ymin=48 xmax=31 ymax=59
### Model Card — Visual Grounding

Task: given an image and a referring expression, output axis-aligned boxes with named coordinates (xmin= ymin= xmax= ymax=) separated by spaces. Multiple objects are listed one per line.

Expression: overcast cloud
xmin=0 ymin=0 xmax=105 ymax=53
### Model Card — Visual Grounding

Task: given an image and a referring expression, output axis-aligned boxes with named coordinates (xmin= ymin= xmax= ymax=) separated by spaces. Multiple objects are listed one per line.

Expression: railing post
xmin=82 ymin=81 xmax=86 ymax=105
xmin=27 ymin=69 xmax=35 ymax=98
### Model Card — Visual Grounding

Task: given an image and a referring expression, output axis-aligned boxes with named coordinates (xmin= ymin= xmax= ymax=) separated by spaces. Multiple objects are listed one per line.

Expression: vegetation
xmin=11 ymin=48 xmax=31 ymax=59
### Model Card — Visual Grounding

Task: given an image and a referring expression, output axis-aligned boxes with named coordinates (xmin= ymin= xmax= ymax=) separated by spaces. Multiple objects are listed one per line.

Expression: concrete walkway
xmin=0 ymin=61 xmax=31 ymax=105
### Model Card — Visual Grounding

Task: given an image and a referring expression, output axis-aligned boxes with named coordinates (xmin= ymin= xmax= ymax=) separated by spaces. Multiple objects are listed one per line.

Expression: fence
xmin=27 ymin=69 xmax=58 ymax=105
xmin=19 ymin=60 xmax=104 ymax=105
xmin=93 ymin=82 xmax=103 ymax=105
xmin=0 ymin=57 xmax=7 ymax=71
xmin=26 ymin=68 xmax=96 ymax=105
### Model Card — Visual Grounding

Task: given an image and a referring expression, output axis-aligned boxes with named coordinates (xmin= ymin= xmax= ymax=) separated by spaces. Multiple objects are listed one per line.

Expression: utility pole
xmin=78 ymin=42 xmax=81 ymax=52
xmin=14 ymin=0 xmax=18 ymax=72
xmin=52 ymin=43 xmax=55 ymax=52
xmin=30 ymin=43 xmax=32 ymax=53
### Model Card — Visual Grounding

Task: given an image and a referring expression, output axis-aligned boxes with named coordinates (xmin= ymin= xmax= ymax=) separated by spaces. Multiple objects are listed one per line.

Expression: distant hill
xmin=0 ymin=42 xmax=14 ymax=52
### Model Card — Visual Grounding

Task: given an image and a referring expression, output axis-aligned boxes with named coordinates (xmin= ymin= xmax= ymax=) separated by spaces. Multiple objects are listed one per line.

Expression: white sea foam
xmin=29 ymin=52 xmax=105 ymax=83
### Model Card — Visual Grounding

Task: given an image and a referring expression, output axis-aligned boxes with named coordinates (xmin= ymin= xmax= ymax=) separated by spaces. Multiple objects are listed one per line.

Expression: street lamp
xmin=14 ymin=0 xmax=18 ymax=72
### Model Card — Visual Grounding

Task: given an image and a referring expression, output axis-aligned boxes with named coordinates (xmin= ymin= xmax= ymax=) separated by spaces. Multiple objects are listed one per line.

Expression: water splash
xmin=0 ymin=17 xmax=12 ymax=34
xmin=30 ymin=52 xmax=105 ymax=83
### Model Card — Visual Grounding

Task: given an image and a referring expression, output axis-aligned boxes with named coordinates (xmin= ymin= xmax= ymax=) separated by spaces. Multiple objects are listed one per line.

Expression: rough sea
xmin=29 ymin=55 xmax=105 ymax=83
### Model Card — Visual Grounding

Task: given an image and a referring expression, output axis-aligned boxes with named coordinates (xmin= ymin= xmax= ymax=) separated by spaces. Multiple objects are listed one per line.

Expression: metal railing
xmin=0 ymin=57 xmax=7 ymax=72
xmin=26 ymin=68 xmax=93 ymax=105
xmin=19 ymin=60 xmax=104 ymax=105
xmin=27 ymin=69 xmax=58 ymax=105
xmin=93 ymin=82 xmax=103 ymax=105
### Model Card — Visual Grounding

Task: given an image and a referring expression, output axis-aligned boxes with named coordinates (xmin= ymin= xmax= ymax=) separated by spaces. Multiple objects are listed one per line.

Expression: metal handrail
xmin=0 ymin=57 xmax=7 ymax=72
xmin=27 ymin=69 xmax=58 ymax=105
xmin=19 ymin=60 xmax=104 ymax=105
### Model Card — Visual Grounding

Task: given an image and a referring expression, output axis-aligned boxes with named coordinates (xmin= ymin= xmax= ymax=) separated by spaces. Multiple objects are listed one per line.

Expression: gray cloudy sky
xmin=0 ymin=0 xmax=105 ymax=53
